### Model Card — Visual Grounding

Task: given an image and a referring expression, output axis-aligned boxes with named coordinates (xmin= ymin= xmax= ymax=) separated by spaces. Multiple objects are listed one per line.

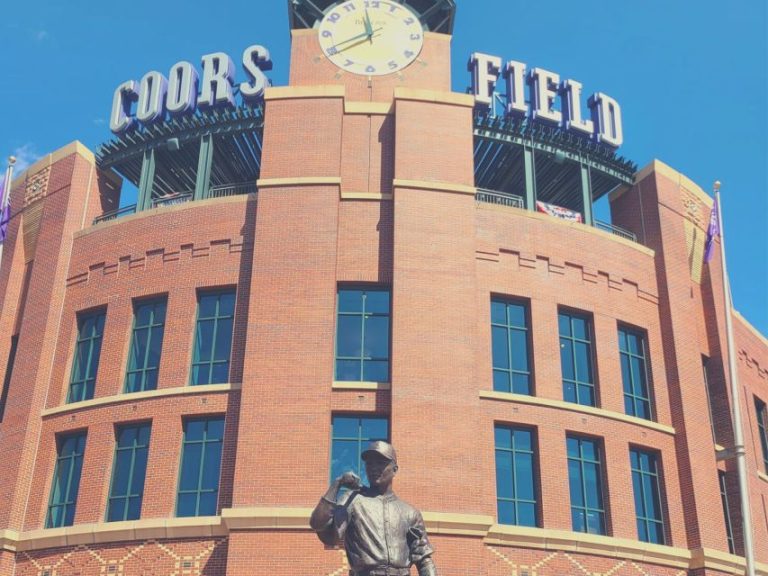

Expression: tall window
xmin=619 ymin=327 xmax=652 ymax=419
xmin=331 ymin=415 xmax=388 ymax=487
xmin=567 ymin=436 xmax=606 ymax=534
xmin=719 ymin=471 xmax=735 ymax=554
xmin=107 ymin=423 xmax=151 ymax=522
xmin=335 ymin=288 xmax=390 ymax=382
xmin=67 ymin=310 xmax=106 ymax=403
xmin=559 ymin=311 xmax=596 ymax=406
xmin=756 ymin=398 xmax=768 ymax=473
xmin=630 ymin=448 xmax=665 ymax=544
xmin=494 ymin=425 xmax=537 ymax=526
xmin=491 ymin=299 xmax=532 ymax=394
xmin=177 ymin=417 xmax=224 ymax=517
xmin=125 ymin=300 xmax=167 ymax=392
xmin=0 ymin=335 xmax=18 ymax=420
xmin=46 ymin=432 xmax=87 ymax=528
xmin=191 ymin=291 xmax=235 ymax=385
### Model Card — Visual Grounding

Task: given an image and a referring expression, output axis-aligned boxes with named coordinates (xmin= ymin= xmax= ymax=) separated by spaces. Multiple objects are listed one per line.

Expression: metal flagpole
xmin=0 ymin=156 xmax=17 ymax=271
xmin=714 ymin=180 xmax=755 ymax=576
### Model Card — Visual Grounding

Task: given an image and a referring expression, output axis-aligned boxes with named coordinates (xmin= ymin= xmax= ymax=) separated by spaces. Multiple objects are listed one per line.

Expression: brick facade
xmin=0 ymin=18 xmax=766 ymax=576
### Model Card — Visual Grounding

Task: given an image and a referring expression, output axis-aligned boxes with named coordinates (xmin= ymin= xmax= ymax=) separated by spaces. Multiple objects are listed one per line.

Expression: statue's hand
xmin=337 ymin=471 xmax=362 ymax=490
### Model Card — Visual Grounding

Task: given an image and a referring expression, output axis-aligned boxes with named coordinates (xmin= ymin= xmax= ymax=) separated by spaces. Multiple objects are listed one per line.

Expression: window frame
xmin=719 ymin=471 xmax=736 ymax=554
xmin=106 ymin=422 xmax=152 ymax=522
xmin=755 ymin=397 xmax=768 ymax=473
xmin=330 ymin=414 xmax=389 ymax=487
xmin=190 ymin=289 xmax=236 ymax=386
xmin=559 ymin=309 xmax=598 ymax=407
xmin=67 ymin=308 xmax=107 ymax=403
xmin=45 ymin=430 xmax=87 ymax=528
xmin=618 ymin=325 xmax=654 ymax=420
xmin=494 ymin=424 xmax=539 ymax=527
xmin=629 ymin=446 xmax=666 ymax=544
xmin=490 ymin=297 xmax=533 ymax=395
xmin=125 ymin=298 xmax=167 ymax=393
xmin=334 ymin=286 xmax=392 ymax=383
xmin=175 ymin=416 xmax=225 ymax=517
xmin=566 ymin=434 xmax=607 ymax=535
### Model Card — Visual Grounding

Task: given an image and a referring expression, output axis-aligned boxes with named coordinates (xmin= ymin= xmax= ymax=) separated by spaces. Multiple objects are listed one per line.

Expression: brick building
xmin=0 ymin=1 xmax=766 ymax=575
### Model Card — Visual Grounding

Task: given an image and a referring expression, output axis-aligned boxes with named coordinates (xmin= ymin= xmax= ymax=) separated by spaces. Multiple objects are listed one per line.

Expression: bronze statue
xmin=310 ymin=441 xmax=438 ymax=576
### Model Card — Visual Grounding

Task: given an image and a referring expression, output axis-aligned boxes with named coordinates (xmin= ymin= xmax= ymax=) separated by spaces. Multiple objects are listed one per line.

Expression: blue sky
xmin=1 ymin=0 xmax=766 ymax=335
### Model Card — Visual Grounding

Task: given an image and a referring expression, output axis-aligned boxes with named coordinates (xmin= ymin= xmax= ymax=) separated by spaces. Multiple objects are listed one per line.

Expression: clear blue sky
xmin=1 ymin=0 xmax=766 ymax=335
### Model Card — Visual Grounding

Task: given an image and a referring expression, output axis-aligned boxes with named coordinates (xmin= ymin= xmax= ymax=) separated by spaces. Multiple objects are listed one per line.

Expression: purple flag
xmin=0 ymin=177 xmax=7 ymax=244
xmin=704 ymin=199 xmax=720 ymax=263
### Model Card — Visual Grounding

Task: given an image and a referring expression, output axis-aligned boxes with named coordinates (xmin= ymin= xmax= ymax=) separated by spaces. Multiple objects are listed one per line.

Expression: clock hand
xmin=332 ymin=28 xmax=382 ymax=54
xmin=364 ymin=9 xmax=373 ymax=36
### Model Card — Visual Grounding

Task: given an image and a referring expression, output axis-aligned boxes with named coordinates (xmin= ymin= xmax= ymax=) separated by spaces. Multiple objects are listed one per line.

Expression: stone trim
xmin=6 ymin=514 xmax=765 ymax=574
xmin=264 ymin=85 xmax=345 ymax=101
xmin=257 ymin=177 xmax=342 ymax=188
xmin=344 ymin=102 xmax=394 ymax=115
xmin=332 ymin=382 xmax=391 ymax=391
xmin=393 ymin=179 xmax=476 ymax=196
xmin=633 ymin=159 xmax=713 ymax=208
xmin=12 ymin=141 xmax=96 ymax=186
xmin=479 ymin=391 xmax=675 ymax=435
xmin=733 ymin=310 xmax=768 ymax=347
xmin=340 ymin=191 xmax=393 ymax=201
xmin=393 ymin=88 xmax=475 ymax=108
xmin=759 ymin=471 xmax=768 ymax=484
xmin=42 ymin=384 xmax=240 ymax=418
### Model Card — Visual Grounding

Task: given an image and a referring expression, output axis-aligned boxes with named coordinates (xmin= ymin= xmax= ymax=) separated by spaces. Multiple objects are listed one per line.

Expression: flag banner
xmin=704 ymin=200 xmax=720 ymax=263
xmin=536 ymin=201 xmax=583 ymax=223
xmin=0 ymin=177 xmax=7 ymax=244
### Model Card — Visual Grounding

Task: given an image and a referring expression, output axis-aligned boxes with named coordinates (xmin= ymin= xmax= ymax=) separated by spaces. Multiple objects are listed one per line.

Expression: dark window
xmin=125 ymin=300 xmax=166 ymax=393
xmin=719 ymin=471 xmax=735 ymax=554
xmin=619 ymin=327 xmax=652 ymax=419
xmin=67 ymin=311 xmax=106 ymax=403
xmin=491 ymin=300 xmax=532 ymax=394
xmin=177 ymin=417 xmax=224 ymax=517
xmin=0 ymin=335 xmax=18 ymax=420
xmin=335 ymin=288 xmax=390 ymax=382
xmin=191 ymin=291 xmax=235 ymax=385
xmin=46 ymin=432 xmax=87 ymax=528
xmin=702 ymin=356 xmax=718 ymax=444
xmin=494 ymin=425 xmax=537 ymax=526
xmin=559 ymin=311 xmax=596 ymax=406
xmin=107 ymin=423 xmax=151 ymax=522
xmin=567 ymin=436 xmax=606 ymax=534
xmin=756 ymin=398 xmax=768 ymax=473
xmin=630 ymin=448 xmax=665 ymax=544
xmin=331 ymin=415 xmax=388 ymax=487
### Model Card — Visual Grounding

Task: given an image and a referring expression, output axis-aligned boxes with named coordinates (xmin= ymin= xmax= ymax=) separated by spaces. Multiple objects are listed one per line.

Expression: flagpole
xmin=0 ymin=155 xmax=17 ymax=271
xmin=714 ymin=180 xmax=755 ymax=576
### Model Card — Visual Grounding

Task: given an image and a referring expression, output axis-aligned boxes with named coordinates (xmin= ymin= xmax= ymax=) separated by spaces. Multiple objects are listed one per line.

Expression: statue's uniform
xmin=317 ymin=488 xmax=434 ymax=576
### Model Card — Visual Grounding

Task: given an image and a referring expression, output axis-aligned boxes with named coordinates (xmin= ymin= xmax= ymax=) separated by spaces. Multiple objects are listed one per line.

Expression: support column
xmin=195 ymin=134 xmax=214 ymax=200
xmin=523 ymin=146 xmax=536 ymax=211
xmin=580 ymin=162 xmax=594 ymax=225
xmin=137 ymin=148 xmax=156 ymax=211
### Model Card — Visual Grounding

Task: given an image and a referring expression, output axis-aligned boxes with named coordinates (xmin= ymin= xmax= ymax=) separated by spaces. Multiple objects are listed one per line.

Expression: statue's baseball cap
xmin=361 ymin=440 xmax=397 ymax=464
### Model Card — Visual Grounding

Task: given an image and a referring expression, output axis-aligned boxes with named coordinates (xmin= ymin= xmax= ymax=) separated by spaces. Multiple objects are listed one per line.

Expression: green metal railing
xmin=93 ymin=182 xmax=257 ymax=225
xmin=476 ymin=188 xmax=525 ymax=209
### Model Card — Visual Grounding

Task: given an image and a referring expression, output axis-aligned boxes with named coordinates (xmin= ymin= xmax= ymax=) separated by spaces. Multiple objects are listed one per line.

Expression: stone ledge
xmin=257 ymin=177 xmax=342 ymax=189
xmin=332 ymin=382 xmax=391 ymax=391
xmin=340 ymin=191 xmax=393 ymax=201
xmin=393 ymin=88 xmax=475 ymax=108
xmin=42 ymin=383 xmax=240 ymax=418
xmin=393 ymin=179 xmax=476 ymax=196
xmin=264 ymin=85 xmax=345 ymax=101
xmin=222 ymin=507 xmax=313 ymax=530
xmin=479 ymin=391 xmax=675 ymax=435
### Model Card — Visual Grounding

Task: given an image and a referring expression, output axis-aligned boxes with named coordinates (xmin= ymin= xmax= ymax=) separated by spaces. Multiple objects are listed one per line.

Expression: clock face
xmin=318 ymin=0 xmax=424 ymax=76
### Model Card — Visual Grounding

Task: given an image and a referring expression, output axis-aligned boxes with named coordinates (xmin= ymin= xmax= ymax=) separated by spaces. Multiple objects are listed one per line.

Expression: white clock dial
xmin=318 ymin=0 xmax=424 ymax=76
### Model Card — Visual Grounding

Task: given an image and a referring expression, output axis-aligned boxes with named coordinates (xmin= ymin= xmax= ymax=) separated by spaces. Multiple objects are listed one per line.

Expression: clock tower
xmin=230 ymin=2 xmax=480 ymax=573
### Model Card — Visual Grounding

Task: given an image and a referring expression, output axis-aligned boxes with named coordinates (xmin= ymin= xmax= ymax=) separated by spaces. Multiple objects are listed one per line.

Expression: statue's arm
xmin=310 ymin=471 xmax=360 ymax=545
xmin=415 ymin=556 xmax=438 ymax=576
